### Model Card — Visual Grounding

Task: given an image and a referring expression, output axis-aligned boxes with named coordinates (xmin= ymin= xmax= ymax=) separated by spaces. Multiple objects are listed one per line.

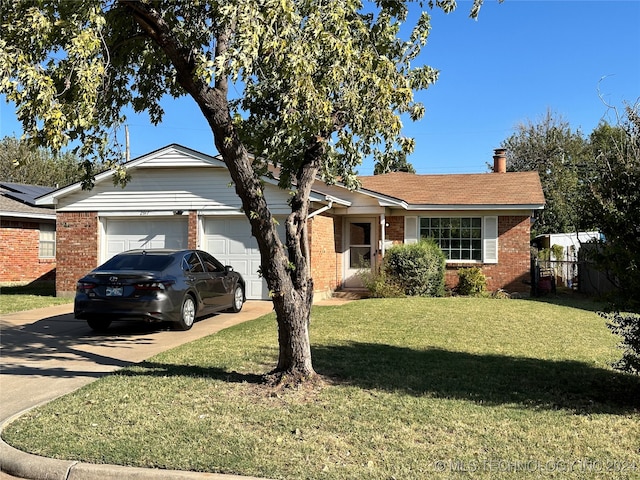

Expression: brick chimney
xmin=493 ymin=148 xmax=507 ymax=173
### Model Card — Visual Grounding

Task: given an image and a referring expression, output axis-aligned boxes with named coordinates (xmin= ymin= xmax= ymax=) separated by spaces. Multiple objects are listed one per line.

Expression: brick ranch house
xmin=36 ymin=145 xmax=544 ymax=300
xmin=1 ymin=182 xmax=56 ymax=284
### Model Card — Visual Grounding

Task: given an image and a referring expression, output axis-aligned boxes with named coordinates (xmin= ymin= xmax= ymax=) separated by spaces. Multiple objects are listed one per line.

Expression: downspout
xmin=307 ymin=199 xmax=334 ymax=219
xmin=380 ymin=213 xmax=387 ymax=258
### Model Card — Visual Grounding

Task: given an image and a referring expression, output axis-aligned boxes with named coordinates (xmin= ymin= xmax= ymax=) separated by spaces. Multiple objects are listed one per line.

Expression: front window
xmin=419 ymin=217 xmax=482 ymax=261
xmin=39 ymin=223 xmax=56 ymax=258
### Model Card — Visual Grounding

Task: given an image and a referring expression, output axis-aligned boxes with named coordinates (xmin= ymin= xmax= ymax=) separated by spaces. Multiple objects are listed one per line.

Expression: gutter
xmin=307 ymin=199 xmax=334 ymax=219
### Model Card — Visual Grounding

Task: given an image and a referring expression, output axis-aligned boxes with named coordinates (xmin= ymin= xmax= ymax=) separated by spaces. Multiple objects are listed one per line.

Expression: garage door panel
xmin=248 ymin=280 xmax=267 ymax=300
xmin=229 ymin=238 xmax=251 ymax=255
xmin=206 ymin=239 xmax=227 ymax=255
xmin=203 ymin=216 xmax=284 ymax=300
xmin=104 ymin=218 xmax=188 ymax=262
xmin=229 ymin=259 xmax=251 ymax=277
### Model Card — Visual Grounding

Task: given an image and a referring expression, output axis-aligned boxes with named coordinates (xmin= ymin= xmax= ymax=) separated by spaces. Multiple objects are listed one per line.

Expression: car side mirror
xmin=225 ymin=265 xmax=234 ymax=273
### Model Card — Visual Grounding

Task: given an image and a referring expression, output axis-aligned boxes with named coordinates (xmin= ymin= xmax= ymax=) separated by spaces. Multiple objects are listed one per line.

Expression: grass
xmin=0 ymin=282 xmax=72 ymax=314
xmin=3 ymin=296 xmax=640 ymax=479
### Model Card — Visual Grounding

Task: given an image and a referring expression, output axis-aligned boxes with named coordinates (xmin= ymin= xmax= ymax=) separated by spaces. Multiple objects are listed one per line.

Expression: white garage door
xmin=203 ymin=216 xmax=285 ymax=300
xmin=104 ymin=218 xmax=189 ymax=261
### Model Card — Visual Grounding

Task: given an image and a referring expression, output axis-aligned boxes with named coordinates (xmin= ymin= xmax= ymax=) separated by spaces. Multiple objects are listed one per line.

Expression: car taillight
xmin=77 ymin=282 xmax=96 ymax=291
xmin=134 ymin=281 xmax=174 ymax=291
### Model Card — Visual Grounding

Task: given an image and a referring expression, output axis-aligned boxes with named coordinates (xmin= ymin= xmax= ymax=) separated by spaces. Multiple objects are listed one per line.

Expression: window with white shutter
xmin=404 ymin=216 xmax=418 ymax=244
xmin=483 ymin=216 xmax=498 ymax=264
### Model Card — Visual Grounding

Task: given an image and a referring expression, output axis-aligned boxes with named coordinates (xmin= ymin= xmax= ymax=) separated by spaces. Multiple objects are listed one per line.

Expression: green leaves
xmin=1 ymin=0 xmax=480 ymax=189
xmin=1 ymin=1 xmax=108 ymax=153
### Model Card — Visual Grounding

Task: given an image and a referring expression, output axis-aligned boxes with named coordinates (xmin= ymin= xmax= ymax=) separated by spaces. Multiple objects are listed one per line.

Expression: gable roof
xmin=358 ymin=171 xmax=545 ymax=209
xmin=33 ymin=144 xmax=544 ymax=212
xmin=35 ymin=144 xmax=351 ymax=209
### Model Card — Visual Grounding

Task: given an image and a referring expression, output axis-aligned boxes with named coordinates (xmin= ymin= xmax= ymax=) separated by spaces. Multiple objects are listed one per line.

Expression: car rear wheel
xmin=230 ymin=284 xmax=244 ymax=313
xmin=175 ymin=294 xmax=196 ymax=331
xmin=87 ymin=318 xmax=112 ymax=332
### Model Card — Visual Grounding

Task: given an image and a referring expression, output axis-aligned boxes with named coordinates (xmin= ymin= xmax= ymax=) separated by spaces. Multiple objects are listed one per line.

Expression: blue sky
xmin=1 ymin=0 xmax=639 ymax=175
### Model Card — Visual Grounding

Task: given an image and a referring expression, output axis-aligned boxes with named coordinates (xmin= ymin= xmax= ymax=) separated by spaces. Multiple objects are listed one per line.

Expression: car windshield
xmin=98 ymin=254 xmax=174 ymax=272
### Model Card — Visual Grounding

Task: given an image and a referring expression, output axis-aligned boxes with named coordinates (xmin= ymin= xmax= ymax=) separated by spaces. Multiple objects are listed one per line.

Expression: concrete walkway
xmin=1 ymin=298 xmax=348 ymax=480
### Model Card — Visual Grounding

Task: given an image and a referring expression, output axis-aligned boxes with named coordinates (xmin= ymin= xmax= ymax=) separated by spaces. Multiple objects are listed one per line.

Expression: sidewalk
xmin=1 ymin=298 xmax=350 ymax=480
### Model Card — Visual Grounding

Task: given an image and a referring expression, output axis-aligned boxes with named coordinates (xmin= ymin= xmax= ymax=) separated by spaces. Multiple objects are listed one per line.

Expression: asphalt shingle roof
xmin=358 ymin=171 xmax=545 ymax=206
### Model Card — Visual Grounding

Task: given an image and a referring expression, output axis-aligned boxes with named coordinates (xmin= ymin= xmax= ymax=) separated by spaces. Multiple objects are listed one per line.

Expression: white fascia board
xmin=354 ymin=187 xmax=407 ymax=208
xmin=309 ymin=192 xmax=352 ymax=207
xmin=197 ymin=209 xmax=246 ymax=216
xmin=0 ymin=211 xmax=56 ymax=220
xmin=404 ymin=203 xmax=545 ymax=211
xmin=98 ymin=211 xmax=185 ymax=217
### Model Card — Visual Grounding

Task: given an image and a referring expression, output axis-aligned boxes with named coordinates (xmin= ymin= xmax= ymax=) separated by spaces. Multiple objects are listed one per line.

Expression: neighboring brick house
xmin=0 ymin=182 xmax=56 ymax=284
xmin=36 ymin=145 xmax=544 ymax=299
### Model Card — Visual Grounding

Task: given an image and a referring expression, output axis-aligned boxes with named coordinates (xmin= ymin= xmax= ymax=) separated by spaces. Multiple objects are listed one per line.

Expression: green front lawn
xmin=3 ymin=297 xmax=639 ymax=479
xmin=0 ymin=282 xmax=72 ymax=314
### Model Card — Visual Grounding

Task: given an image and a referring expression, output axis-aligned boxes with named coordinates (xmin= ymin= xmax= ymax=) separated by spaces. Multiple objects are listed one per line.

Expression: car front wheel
xmin=230 ymin=284 xmax=244 ymax=313
xmin=175 ymin=295 xmax=196 ymax=331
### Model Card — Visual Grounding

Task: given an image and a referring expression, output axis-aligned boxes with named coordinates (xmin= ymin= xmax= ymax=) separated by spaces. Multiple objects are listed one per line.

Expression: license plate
xmin=106 ymin=286 xmax=123 ymax=297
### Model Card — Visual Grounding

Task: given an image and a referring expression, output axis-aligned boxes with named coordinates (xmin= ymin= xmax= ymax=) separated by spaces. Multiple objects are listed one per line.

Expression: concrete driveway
xmin=0 ymin=301 xmax=277 ymax=480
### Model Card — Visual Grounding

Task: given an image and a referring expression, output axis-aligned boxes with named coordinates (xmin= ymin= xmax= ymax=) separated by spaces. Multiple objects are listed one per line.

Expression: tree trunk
xmin=271 ymin=279 xmax=315 ymax=378
xmin=126 ymin=3 xmax=318 ymax=382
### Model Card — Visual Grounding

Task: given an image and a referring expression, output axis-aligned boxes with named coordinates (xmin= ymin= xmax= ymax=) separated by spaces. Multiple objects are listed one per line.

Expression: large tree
xmin=0 ymin=135 xmax=88 ymax=187
xmin=579 ymin=105 xmax=640 ymax=374
xmin=579 ymin=107 xmax=640 ymax=308
xmin=0 ymin=0 xmax=484 ymax=382
xmin=501 ymin=109 xmax=590 ymax=237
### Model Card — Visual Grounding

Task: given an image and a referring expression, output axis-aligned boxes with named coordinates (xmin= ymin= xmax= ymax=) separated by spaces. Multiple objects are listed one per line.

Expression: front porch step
xmin=332 ymin=289 xmax=370 ymax=300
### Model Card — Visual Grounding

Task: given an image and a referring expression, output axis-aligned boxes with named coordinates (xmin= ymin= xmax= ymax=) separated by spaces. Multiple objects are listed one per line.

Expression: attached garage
xmin=102 ymin=217 xmax=189 ymax=262
xmin=37 ymin=145 xmax=338 ymax=299
xmin=202 ymin=216 xmax=285 ymax=300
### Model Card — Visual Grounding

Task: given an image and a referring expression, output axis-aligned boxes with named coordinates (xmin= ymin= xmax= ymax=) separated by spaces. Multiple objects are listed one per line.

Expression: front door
xmin=344 ymin=218 xmax=376 ymax=288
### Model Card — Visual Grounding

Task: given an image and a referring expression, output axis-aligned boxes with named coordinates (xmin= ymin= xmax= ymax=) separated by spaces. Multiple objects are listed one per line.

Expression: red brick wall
xmin=384 ymin=214 xmax=531 ymax=293
xmin=477 ymin=215 xmax=531 ymax=292
xmin=188 ymin=211 xmax=198 ymax=249
xmin=56 ymin=212 xmax=99 ymax=297
xmin=308 ymin=213 xmax=342 ymax=295
xmin=0 ymin=219 xmax=56 ymax=283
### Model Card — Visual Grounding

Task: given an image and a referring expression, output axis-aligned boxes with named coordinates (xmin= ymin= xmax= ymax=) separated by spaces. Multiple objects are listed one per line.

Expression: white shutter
xmin=404 ymin=216 xmax=418 ymax=244
xmin=483 ymin=216 xmax=498 ymax=264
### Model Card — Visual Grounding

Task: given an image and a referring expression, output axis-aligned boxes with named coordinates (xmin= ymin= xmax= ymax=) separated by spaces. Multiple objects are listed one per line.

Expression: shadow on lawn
xmin=312 ymin=343 xmax=640 ymax=414
xmin=125 ymin=342 xmax=639 ymax=415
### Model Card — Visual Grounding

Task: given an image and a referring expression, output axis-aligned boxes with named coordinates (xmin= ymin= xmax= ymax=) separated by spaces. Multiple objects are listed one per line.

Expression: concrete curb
xmin=1 ymin=439 xmax=264 ymax=480
xmin=1 ymin=401 xmax=268 ymax=480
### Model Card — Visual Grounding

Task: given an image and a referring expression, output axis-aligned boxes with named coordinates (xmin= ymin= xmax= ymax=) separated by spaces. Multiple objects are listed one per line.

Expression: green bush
xmin=358 ymin=268 xmax=405 ymax=298
xmin=457 ymin=267 xmax=487 ymax=296
xmin=382 ymin=240 xmax=446 ymax=297
xmin=551 ymin=244 xmax=564 ymax=261
xmin=604 ymin=311 xmax=640 ymax=375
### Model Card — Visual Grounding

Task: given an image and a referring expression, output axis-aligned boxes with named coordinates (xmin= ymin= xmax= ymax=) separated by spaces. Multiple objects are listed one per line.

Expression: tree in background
xmin=579 ymin=106 xmax=640 ymax=303
xmin=373 ymin=140 xmax=416 ymax=174
xmin=579 ymin=104 xmax=640 ymax=375
xmin=0 ymin=0 xmax=486 ymax=383
xmin=500 ymin=109 xmax=589 ymax=237
xmin=0 ymin=136 xmax=87 ymax=187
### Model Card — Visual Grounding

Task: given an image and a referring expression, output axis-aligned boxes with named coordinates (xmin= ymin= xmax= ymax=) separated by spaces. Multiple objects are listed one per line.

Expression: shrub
xmin=603 ymin=311 xmax=640 ymax=375
xmin=382 ymin=240 xmax=446 ymax=297
xmin=457 ymin=267 xmax=487 ymax=296
xmin=551 ymin=244 xmax=564 ymax=261
xmin=358 ymin=268 xmax=405 ymax=298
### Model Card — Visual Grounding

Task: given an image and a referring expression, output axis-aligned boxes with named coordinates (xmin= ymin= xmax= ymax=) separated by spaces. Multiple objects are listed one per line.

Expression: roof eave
xmin=0 ymin=211 xmax=56 ymax=220
xmin=403 ymin=203 xmax=546 ymax=211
